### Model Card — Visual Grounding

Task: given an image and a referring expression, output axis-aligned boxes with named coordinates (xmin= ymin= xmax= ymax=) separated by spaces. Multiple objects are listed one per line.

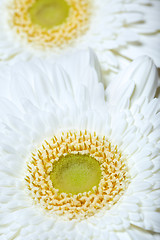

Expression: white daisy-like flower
xmin=0 ymin=50 xmax=160 ymax=240
xmin=0 ymin=0 xmax=160 ymax=76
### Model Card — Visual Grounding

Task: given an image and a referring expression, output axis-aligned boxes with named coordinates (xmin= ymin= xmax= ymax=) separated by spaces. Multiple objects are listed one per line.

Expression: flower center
xmin=9 ymin=0 xmax=91 ymax=49
xmin=50 ymin=154 xmax=101 ymax=194
xmin=25 ymin=130 xmax=130 ymax=220
xmin=29 ymin=0 xmax=70 ymax=29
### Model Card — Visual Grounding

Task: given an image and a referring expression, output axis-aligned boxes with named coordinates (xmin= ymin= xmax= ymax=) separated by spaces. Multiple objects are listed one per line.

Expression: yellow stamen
xmin=25 ymin=130 xmax=130 ymax=220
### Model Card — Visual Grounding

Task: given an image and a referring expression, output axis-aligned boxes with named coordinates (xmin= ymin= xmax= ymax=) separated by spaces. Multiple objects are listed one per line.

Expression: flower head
xmin=0 ymin=50 xmax=160 ymax=239
xmin=0 ymin=0 xmax=160 ymax=79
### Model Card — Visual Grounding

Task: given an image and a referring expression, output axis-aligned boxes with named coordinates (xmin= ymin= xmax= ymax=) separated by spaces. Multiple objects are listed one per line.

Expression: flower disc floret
xmin=10 ymin=0 xmax=91 ymax=49
xmin=25 ymin=130 xmax=130 ymax=220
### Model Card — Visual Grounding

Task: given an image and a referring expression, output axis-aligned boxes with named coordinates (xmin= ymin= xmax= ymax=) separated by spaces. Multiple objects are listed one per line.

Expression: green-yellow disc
xmin=29 ymin=0 xmax=70 ymax=29
xmin=50 ymin=154 xmax=102 ymax=195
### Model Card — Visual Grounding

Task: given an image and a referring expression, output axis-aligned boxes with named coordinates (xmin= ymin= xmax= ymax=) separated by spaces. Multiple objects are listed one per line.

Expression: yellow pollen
xmin=25 ymin=130 xmax=130 ymax=220
xmin=9 ymin=0 xmax=91 ymax=50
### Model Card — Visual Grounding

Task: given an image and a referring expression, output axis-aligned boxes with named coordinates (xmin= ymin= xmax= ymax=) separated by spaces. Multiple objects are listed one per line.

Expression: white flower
xmin=0 ymin=50 xmax=160 ymax=240
xmin=0 ymin=0 xmax=160 ymax=78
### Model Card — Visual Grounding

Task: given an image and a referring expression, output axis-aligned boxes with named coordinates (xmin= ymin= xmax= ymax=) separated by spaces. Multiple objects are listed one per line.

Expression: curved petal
xmin=106 ymin=56 xmax=158 ymax=110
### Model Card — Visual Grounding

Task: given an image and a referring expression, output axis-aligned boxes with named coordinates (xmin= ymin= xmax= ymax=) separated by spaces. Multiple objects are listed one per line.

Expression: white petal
xmin=106 ymin=56 xmax=158 ymax=110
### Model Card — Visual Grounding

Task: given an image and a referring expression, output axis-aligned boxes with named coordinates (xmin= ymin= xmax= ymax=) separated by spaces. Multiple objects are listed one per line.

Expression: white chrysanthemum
xmin=0 ymin=0 xmax=160 ymax=76
xmin=0 ymin=50 xmax=160 ymax=240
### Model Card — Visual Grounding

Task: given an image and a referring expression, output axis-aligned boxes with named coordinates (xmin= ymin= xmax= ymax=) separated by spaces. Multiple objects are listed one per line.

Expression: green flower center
xmin=29 ymin=0 xmax=70 ymax=29
xmin=50 ymin=154 xmax=102 ymax=195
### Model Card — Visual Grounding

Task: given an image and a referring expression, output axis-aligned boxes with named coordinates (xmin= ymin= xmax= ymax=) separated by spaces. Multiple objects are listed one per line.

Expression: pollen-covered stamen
xmin=9 ymin=0 xmax=91 ymax=49
xmin=25 ymin=130 xmax=130 ymax=220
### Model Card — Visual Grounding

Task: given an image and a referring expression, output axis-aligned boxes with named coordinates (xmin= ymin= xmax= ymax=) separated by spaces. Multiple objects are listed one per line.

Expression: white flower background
xmin=0 ymin=50 xmax=160 ymax=240
xmin=0 ymin=0 xmax=160 ymax=83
